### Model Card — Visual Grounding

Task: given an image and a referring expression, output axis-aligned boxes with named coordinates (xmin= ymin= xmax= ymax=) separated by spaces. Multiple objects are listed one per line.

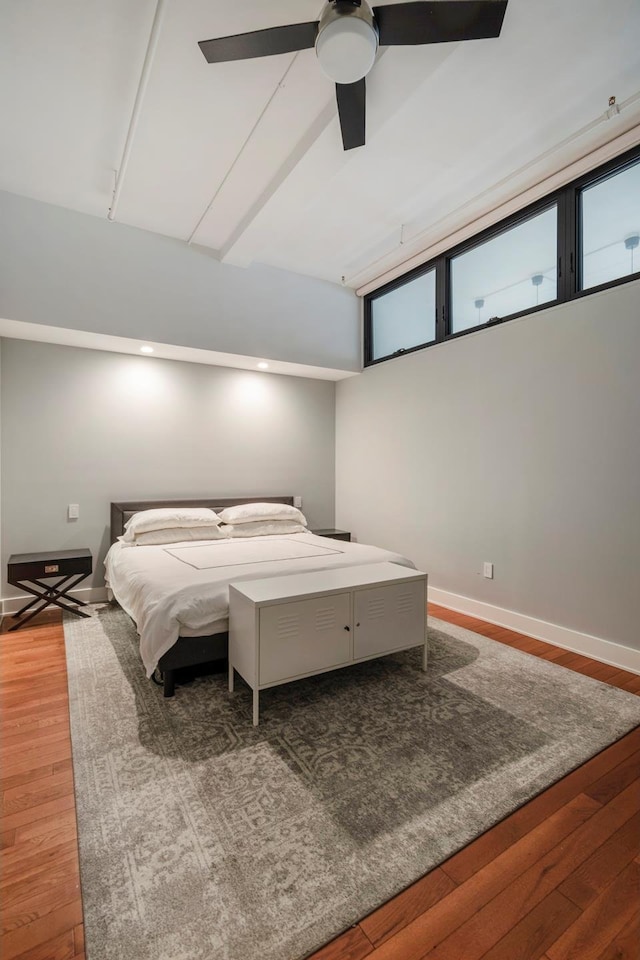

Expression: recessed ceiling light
xmin=140 ymin=345 xmax=154 ymax=354
xmin=257 ymin=361 xmax=269 ymax=370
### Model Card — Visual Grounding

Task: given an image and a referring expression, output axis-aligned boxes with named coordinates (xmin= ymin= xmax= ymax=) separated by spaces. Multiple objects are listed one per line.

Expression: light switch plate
xmin=68 ymin=503 xmax=80 ymax=520
xmin=293 ymin=496 xmax=302 ymax=509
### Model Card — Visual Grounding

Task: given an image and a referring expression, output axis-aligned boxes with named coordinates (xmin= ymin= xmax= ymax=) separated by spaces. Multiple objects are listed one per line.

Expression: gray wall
xmin=0 ymin=190 xmax=360 ymax=371
xmin=1 ymin=340 xmax=336 ymax=598
xmin=336 ymin=278 xmax=640 ymax=652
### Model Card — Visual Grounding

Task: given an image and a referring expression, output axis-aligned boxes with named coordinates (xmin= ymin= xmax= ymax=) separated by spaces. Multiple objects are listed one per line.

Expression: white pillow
xmin=120 ymin=525 xmax=225 ymax=547
xmin=218 ymin=502 xmax=306 ymax=526
xmin=222 ymin=520 xmax=307 ymax=538
xmin=123 ymin=507 xmax=221 ymax=541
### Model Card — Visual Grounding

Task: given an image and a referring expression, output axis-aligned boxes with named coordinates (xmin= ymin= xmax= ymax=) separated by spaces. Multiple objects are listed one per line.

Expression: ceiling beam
xmin=108 ymin=0 xmax=167 ymax=222
xmin=217 ymin=45 xmax=453 ymax=269
xmin=217 ymin=99 xmax=338 ymax=265
xmin=187 ymin=53 xmax=302 ymax=246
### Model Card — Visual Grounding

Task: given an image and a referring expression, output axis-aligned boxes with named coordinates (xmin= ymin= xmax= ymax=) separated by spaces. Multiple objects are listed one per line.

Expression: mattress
xmin=104 ymin=533 xmax=414 ymax=676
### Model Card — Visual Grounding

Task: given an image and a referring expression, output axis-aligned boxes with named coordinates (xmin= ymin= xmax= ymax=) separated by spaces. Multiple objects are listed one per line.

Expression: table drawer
xmin=8 ymin=554 xmax=93 ymax=581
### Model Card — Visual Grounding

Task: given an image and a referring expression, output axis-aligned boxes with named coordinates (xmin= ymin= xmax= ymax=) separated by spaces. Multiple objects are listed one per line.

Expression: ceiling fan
xmin=199 ymin=1 xmax=508 ymax=151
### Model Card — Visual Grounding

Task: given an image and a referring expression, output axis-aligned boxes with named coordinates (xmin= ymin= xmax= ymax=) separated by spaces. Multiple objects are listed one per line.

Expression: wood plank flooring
xmin=0 ymin=604 xmax=638 ymax=960
xmin=0 ymin=612 xmax=83 ymax=960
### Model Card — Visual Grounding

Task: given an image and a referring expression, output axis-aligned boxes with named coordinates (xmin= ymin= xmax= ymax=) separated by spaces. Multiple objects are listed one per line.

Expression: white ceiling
xmin=1 ymin=0 xmax=639 ymax=290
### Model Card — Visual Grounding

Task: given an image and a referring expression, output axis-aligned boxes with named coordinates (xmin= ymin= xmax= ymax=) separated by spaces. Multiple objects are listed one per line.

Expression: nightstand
xmin=311 ymin=529 xmax=351 ymax=542
xmin=7 ymin=549 xmax=93 ymax=631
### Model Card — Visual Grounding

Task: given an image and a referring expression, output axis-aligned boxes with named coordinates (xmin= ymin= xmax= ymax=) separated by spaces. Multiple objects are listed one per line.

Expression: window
xmin=363 ymin=145 xmax=640 ymax=366
xmin=580 ymin=156 xmax=640 ymax=291
xmin=450 ymin=206 xmax=558 ymax=334
xmin=369 ymin=268 xmax=436 ymax=362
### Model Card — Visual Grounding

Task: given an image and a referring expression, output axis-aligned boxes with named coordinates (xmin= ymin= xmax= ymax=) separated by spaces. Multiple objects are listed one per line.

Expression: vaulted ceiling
xmin=2 ymin=0 xmax=639 ymax=289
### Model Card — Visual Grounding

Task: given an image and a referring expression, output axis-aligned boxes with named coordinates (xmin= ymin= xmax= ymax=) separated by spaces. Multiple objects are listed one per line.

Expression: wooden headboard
xmin=110 ymin=497 xmax=295 ymax=544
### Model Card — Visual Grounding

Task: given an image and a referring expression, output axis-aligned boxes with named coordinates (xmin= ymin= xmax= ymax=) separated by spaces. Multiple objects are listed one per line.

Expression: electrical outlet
xmin=483 ymin=562 xmax=493 ymax=579
xmin=68 ymin=503 xmax=80 ymax=520
xmin=293 ymin=496 xmax=302 ymax=509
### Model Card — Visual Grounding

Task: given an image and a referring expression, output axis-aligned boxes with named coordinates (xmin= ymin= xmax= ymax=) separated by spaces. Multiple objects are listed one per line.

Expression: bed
xmin=105 ymin=497 xmax=414 ymax=697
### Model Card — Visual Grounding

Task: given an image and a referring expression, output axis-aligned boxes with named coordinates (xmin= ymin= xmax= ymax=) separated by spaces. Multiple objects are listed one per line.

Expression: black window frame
xmin=364 ymin=144 xmax=640 ymax=367
xmin=364 ymin=259 xmax=439 ymax=366
xmin=444 ymin=193 xmax=564 ymax=342
xmin=573 ymin=147 xmax=640 ymax=298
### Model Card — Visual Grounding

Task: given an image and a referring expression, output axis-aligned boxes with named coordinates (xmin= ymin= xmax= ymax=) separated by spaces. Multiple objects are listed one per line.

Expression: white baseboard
xmin=1 ymin=586 xmax=109 ymax=616
xmin=428 ymin=586 xmax=640 ymax=676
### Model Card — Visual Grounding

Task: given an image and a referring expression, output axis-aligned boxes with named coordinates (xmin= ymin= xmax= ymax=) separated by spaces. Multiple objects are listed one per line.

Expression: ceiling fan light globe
xmin=316 ymin=16 xmax=378 ymax=84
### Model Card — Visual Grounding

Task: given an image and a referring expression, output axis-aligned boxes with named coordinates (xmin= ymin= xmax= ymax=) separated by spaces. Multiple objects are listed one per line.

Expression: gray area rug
xmin=64 ymin=604 xmax=640 ymax=960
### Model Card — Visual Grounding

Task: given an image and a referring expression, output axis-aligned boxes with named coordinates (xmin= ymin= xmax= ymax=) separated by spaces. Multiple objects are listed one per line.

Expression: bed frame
xmin=109 ymin=497 xmax=295 ymax=698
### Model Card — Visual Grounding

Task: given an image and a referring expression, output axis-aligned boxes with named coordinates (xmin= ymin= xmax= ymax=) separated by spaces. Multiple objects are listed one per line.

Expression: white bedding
xmin=104 ymin=533 xmax=414 ymax=676
xmin=165 ymin=537 xmax=342 ymax=569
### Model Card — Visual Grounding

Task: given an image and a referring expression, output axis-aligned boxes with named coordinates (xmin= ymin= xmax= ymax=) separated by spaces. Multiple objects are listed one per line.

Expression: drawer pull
xmin=344 ymin=625 xmax=350 ymax=631
xmin=44 ymin=565 xmax=59 ymax=574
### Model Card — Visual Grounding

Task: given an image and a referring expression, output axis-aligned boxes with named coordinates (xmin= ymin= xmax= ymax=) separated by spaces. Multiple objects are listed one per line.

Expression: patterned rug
xmin=64 ymin=604 xmax=640 ymax=960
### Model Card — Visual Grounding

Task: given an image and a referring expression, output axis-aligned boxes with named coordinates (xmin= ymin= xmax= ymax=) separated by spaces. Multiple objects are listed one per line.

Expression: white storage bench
xmin=228 ymin=562 xmax=428 ymax=725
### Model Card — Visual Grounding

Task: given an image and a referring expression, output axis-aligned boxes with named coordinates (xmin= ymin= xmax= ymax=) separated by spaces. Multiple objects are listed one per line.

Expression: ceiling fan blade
xmin=336 ymin=80 xmax=366 ymax=151
xmin=199 ymin=21 xmax=319 ymax=64
xmin=373 ymin=1 xmax=508 ymax=45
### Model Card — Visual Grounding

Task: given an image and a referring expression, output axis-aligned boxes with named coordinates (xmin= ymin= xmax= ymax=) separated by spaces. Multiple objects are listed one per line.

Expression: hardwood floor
xmin=1 ymin=604 xmax=638 ymax=960
xmin=1 ymin=611 xmax=83 ymax=960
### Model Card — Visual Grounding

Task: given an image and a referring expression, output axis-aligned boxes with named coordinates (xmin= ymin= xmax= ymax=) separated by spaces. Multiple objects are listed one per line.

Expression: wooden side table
xmin=311 ymin=529 xmax=351 ymax=542
xmin=7 ymin=549 xmax=93 ymax=631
